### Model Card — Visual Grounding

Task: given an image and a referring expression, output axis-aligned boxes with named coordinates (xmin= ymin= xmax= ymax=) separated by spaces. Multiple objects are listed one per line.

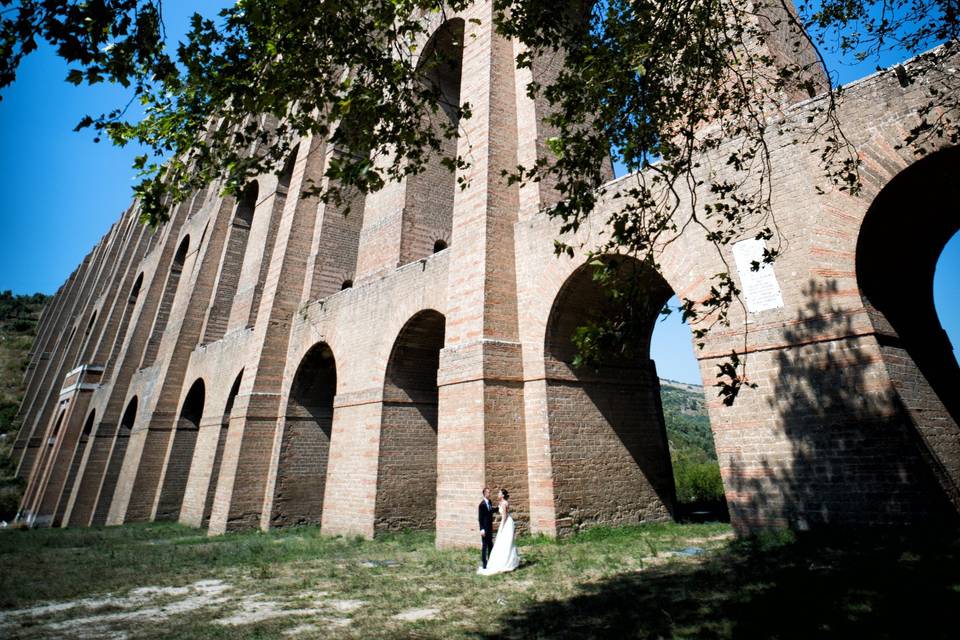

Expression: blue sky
xmin=0 ymin=3 xmax=956 ymax=385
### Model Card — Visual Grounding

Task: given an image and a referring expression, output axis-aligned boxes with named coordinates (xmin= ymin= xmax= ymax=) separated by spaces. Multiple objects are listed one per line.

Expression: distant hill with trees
xmin=659 ymin=380 xmax=726 ymax=513
xmin=0 ymin=291 xmax=48 ymax=521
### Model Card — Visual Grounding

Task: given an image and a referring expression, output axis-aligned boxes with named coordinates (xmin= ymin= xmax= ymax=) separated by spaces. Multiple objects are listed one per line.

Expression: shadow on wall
xmin=482 ymin=529 xmax=960 ymax=639
xmin=725 ymin=280 xmax=957 ymax=532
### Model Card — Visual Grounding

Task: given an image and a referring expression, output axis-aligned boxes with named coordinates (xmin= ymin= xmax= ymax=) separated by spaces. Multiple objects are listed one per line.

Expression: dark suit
xmin=478 ymin=499 xmax=495 ymax=568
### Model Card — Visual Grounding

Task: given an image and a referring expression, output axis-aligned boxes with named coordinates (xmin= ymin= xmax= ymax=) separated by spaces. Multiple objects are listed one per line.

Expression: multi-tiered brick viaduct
xmin=11 ymin=2 xmax=960 ymax=546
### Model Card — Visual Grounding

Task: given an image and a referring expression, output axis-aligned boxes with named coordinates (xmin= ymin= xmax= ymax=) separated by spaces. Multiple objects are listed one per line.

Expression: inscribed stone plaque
xmin=732 ymin=238 xmax=784 ymax=313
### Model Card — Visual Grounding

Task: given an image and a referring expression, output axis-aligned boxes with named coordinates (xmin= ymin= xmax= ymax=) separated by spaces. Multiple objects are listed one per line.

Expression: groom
xmin=478 ymin=487 xmax=495 ymax=569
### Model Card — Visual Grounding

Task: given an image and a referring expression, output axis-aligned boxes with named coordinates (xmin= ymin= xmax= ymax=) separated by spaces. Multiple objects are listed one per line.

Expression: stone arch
xmin=855 ymin=145 xmax=960 ymax=501
xmin=272 ymin=344 xmax=336 ymax=527
xmin=399 ymin=18 xmax=465 ymax=266
xmin=156 ymin=378 xmax=205 ymax=521
xmin=375 ymin=309 xmax=445 ymax=532
xmin=56 ymin=409 xmax=95 ymax=525
xmin=94 ymin=396 xmax=137 ymax=525
xmin=204 ymin=183 xmax=257 ymax=343
xmin=202 ymin=370 xmax=243 ymax=526
xmin=542 ymin=256 xmax=677 ymax=532
xmin=142 ymin=234 xmax=190 ymax=367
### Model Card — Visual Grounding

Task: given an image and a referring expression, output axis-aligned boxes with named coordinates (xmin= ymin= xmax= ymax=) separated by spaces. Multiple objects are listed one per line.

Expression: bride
xmin=477 ymin=489 xmax=520 ymax=575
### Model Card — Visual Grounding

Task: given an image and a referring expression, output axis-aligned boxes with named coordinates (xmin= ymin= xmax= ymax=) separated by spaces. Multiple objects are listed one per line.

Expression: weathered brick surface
xmin=13 ymin=2 xmax=960 ymax=541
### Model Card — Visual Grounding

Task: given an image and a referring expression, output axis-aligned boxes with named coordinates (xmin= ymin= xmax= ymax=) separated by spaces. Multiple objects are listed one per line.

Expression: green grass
xmin=2 ymin=521 xmax=957 ymax=639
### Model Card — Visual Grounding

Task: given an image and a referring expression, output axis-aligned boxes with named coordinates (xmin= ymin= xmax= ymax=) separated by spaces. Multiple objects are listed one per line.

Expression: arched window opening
xmin=340 ymin=280 xmax=353 ymax=291
xmin=129 ymin=273 xmax=144 ymax=303
xmin=156 ymin=379 xmax=205 ymax=521
xmin=142 ymin=235 xmax=190 ymax=367
xmin=49 ymin=411 xmax=65 ymax=447
xmin=272 ymin=345 xmax=336 ymax=527
xmin=277 ymin=144 xmax=299 ymax=194
xmin=543 ymin=257 xmax=679 ymax=533
xmin=375 ymin=310 xmax=445 ymax=532
xmin=400 ymin=19 xmax=465 ymax=266
xmin=92 ymin=396 xmax=138 ymax=525
xmin=203 ymin=184 xmax=257 ymax=343
xmin=84 ymin=311 xmax=97 ymax=338
xmin=203 ymin=370 xmax=243 ymax=526
xmin=432 ymin=239 xmax=448 ymax=253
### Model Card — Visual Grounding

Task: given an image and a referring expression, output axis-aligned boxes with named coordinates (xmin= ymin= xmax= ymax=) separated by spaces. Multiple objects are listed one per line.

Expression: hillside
xmin=0 ymin=291 xmax=48 ymax=520
xmin=659 ymin=379 xmax=725 ymax=507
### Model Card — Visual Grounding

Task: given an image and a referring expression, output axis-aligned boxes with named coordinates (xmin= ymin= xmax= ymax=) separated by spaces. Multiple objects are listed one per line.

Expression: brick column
xmin=435 ymin=3 xmax=529 ymax=548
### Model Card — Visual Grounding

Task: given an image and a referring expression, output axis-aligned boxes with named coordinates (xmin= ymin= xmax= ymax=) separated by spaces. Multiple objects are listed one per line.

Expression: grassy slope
xmin=1 ymin=522 xmax=958 ymax=639
xmin=0 ymin=292 xmax=48 ymax=520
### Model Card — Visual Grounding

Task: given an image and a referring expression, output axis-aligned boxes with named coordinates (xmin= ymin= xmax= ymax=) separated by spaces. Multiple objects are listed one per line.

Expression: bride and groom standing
xmin=477 ymin=487 xmax=520 ymax=575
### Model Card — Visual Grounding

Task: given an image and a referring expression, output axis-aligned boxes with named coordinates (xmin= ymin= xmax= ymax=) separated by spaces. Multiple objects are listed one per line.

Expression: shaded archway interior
xmin=203 ymin=370 xmax=242 ymax=527
xmin=93 ymin=396 xmax=137 ymax=525
xmin=544 ymin=256 xmax=677 ymax=532
xmin=156 ymin=378 xmax=205 ymax=521
xmin=857 ymin=146 xmax=960 ymax=430
xmin=272 ymin=345 xmax=336 ymax=527
xmin=375 ymin=310 xmax=445 ymax=532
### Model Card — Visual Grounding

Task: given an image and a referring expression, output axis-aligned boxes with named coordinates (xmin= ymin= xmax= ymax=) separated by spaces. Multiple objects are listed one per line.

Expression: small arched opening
xmin=156 ymin=379 xmax=205 ymax=521
xmin=272 ymin=344 xmax=337 ymax=527
xmin=375 ymin=310 xmax=445 ymax=532
xmin=143 ymin=235 xmax=190 ymax=367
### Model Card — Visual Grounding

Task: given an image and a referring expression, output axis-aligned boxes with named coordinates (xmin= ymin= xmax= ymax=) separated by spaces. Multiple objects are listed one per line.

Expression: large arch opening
xmin=375 ymin=310 xmax=445 ymax=532
xmin=203 ymin=370 xmax=243 ymax=527
xmin=142 ymin=235 xmax=189 ymax=367
xmin=93 ymin=396 xmax=137 ymax=525
xmin=156 ymin=379 xmax=205 ymax=521
xmin=272 ymin=344 xmax=336 ymax=527
xmin=55 ymin=410 xmax=96 ymax=526
xmin=856 ymin=145 xmax=960 ymax=499
xmin=399 ymin=19 xmax=464 ymax=265
xmin=544 ymin=257 xmax=677 ymax=532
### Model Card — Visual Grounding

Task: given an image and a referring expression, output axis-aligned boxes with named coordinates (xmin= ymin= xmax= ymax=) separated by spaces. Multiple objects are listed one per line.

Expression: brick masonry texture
xmin=12 ymin=2 xmax=960 ymax=545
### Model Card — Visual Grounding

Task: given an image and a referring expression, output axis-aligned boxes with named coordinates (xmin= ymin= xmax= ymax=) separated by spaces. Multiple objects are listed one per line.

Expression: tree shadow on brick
xmin=480 ymin=528 xmax=960 ymax=639
xmin=724 ymin=279 xmax=958 ymax=531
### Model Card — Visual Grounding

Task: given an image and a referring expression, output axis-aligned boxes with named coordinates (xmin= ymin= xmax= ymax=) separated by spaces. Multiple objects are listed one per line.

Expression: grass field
xmin=1 ymin=521 xmax=958 ymax=639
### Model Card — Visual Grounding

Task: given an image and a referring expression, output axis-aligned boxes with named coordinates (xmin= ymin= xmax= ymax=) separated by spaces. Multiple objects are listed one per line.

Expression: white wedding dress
xmin=477 ymin=502 xmax=520 ymax=575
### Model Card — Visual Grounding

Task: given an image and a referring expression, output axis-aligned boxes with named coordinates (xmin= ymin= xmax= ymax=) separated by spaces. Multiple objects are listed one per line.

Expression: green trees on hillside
xmin=0 ymin=291 xmax=48 ymax=520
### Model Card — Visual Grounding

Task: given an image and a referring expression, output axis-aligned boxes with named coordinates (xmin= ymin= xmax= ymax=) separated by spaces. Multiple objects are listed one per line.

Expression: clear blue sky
xmin=0 ymin=3 xmax=956 ymax=385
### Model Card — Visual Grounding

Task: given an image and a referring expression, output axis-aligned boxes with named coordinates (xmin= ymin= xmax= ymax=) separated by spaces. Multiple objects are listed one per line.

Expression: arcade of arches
xmin=10 ymin=8 xmax=960 ymax=548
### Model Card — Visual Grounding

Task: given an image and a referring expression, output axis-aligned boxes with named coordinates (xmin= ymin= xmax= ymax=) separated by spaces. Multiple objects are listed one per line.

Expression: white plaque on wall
xmin=732 ymin=238 xmax=784 ymax=313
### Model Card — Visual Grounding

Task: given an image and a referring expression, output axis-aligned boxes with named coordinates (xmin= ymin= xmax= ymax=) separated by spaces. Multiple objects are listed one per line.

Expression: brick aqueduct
xmin=12 ymin=2 xmax=960 ymax=545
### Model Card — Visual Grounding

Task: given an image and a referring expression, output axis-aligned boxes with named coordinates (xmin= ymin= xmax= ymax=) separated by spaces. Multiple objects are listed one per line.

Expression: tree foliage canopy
xmin=1 ymin=0 xmax=957 ymax=401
